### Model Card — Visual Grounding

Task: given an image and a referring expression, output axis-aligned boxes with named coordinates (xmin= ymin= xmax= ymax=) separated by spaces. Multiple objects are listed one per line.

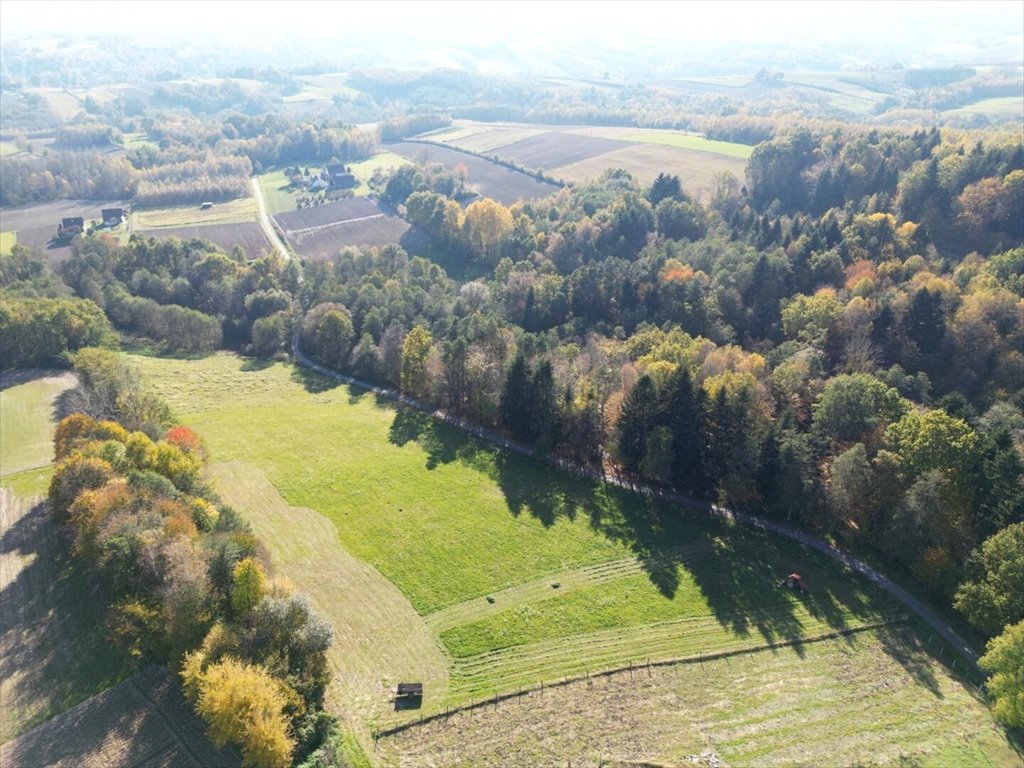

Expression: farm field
xmin=135 ymin=222 xmax=272 ymax=259
xmin=0 ymin=230 xmax=15 ymax=254
xmin=486 ymin=132 xmax=629 ymax=169
xmin=131 ymin=196 xmax=257 ymax=229
xmin=0 ymin=666 xmax=240 ymax=768
xmin=380 ymin=625 xmax=1018 ymax=767
xmin=274 ymin=196 xmax=418 ymax=257
xmin=556 ymin=142 xmax=746 ymax=195
xmin=124 ymin=351 xmax=1006 ymax=760
xmin=424 ymin=121 xmax=751 ymax=196
xmin=386 ymin=141 xmax=561 ymax=205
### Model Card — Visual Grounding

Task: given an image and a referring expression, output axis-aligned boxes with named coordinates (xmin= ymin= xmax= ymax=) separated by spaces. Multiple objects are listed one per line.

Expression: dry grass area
xmin=378 ymin=626 xmax=1020 ymax=768
xmin=206 ymin=462 xmax=448 ymax=732
xmin=0 ymin=666 xmax=239 ymax=768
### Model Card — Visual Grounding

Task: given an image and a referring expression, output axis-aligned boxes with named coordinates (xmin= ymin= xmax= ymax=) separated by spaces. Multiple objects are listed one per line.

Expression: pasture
xmin=124 ymin=350 xmax=1011 ymax=763
xmin=274 ymin=196 xmax=417 ymax=257
xmin=387 ymin=141 xmax=561 ymax=205
xmin=0 ymin=230 xmax=15 ymax=254
xmin=258 ymin=168 xmax=304 ymax=216
xmin=0 ymin=666 xmax=239 ymax=768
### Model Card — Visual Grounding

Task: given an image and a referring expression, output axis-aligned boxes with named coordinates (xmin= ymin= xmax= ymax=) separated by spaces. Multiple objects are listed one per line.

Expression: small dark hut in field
xmin=57 ymin=216 xmax=84 ymax=240
xmin=324 ymin=163 xmax=357 ymax=189
xmin=101 ymin=207 xmax=124 ymax=226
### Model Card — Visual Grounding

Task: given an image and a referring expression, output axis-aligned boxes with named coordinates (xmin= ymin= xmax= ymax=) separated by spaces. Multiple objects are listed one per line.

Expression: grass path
xmin=207 ymin=461 xmax=448 ymax=727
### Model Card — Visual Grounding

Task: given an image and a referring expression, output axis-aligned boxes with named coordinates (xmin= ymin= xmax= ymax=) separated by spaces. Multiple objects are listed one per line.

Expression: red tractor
xmin=782 ymin=572 xmax=809 ymax=594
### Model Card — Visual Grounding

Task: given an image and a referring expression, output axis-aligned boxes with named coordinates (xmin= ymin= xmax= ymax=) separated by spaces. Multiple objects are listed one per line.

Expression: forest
xmin=5 ymin=123 xmax=1022 ymax=661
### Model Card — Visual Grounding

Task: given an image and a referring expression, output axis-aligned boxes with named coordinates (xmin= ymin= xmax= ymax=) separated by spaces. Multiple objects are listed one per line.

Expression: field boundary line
xmin=290 ymin=338 xmax=982 ymax=674
xmin=373 ymin=617 xmax=907 ymax=739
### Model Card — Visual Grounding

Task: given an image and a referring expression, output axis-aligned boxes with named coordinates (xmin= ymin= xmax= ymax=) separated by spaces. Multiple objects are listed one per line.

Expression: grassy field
xmin=0 ymin=373 xmax=75 ymax=479
xmin=949 ymin=96 xmax=1024 ymax=119
xmin=124 ymin=350 xmax=1005 ymax=756
xmin=380 ymin=625 xmax=1019 ymax=767
xmin=0 ymin=372 xmax=136 ymax=741
xmin=257 ymin=169 xmax=302 ymax=216
xmin=122 ymin=131 xmax=159 ymax=150
xmin=622 ymin=131 xmax=755 ymax=158
xmin=347 ymin=151 xmax=413 ymax=195
xmin=131 ymin=196 xmax=257 ymax=229
xmin=0 ymin=230 xmax=16 ymax=254
xmin=0 ymin=141 xmax=22 ymax=157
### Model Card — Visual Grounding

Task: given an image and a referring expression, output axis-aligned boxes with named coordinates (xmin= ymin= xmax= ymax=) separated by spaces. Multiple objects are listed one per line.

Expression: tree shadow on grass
xmin=289 ymin=363 xmax=345 ymax=394
xmin=0 ymin=498 xmax=130 ymax=737
xmin=240 ymin=356 xmax=275 ymax=372
xmin=872 ymin=622 xmax=943 ymax=698
xmin=381 ymin=407 xmax=962 ymax=684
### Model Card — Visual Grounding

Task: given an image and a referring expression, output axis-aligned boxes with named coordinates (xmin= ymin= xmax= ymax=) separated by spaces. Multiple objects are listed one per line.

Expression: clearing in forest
xmin=125 ymin=350 xmax=1011 ymax=765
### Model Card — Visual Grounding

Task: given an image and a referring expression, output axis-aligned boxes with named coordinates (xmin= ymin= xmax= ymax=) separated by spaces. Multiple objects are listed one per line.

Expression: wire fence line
xmin=290 ymin=334 xmax=982 ymax=678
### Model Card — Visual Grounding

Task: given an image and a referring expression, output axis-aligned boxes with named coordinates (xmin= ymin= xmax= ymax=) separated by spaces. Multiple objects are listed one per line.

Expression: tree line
xmin=48 ymin=348 xmax=336 ymax=767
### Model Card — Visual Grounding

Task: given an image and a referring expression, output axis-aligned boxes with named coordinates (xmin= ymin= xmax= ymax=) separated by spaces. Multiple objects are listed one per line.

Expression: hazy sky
xmin=1 ymin=0 xmax=1021 ymax=47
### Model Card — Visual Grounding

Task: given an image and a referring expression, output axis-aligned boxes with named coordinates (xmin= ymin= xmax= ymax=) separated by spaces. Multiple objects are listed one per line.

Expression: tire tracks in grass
xmin=424 ymin=543 xmax=704 ymax=634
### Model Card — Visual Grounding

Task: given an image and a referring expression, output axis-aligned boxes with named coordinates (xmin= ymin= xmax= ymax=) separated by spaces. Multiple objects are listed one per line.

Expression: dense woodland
xmin=3 ymin=98 xmax=1024 ymax=743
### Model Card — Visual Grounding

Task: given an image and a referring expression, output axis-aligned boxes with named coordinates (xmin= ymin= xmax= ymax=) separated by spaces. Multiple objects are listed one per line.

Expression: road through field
xmin=250 ymin=176 xmax=290 ymax=258
xmin=290 ymin=335 xmax=981 ymax=672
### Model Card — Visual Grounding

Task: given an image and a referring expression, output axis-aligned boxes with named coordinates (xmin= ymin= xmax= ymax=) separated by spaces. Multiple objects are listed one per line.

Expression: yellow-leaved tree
xmin=231 ymin=557 xmax=267 ymax=615
xmin=196 ymin=656 xmax=295 ymax=768
xmin=463 ymin=198 xmax=513 ymax=265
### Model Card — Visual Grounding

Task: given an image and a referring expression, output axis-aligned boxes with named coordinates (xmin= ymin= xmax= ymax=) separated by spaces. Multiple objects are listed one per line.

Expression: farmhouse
xmin=101 ymin=207 xmax=124 ymax=226
xmin=57 ymin=216 xmax=84 ymax=240
xmin=324 ymin=163 xmax=357 ymax=189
